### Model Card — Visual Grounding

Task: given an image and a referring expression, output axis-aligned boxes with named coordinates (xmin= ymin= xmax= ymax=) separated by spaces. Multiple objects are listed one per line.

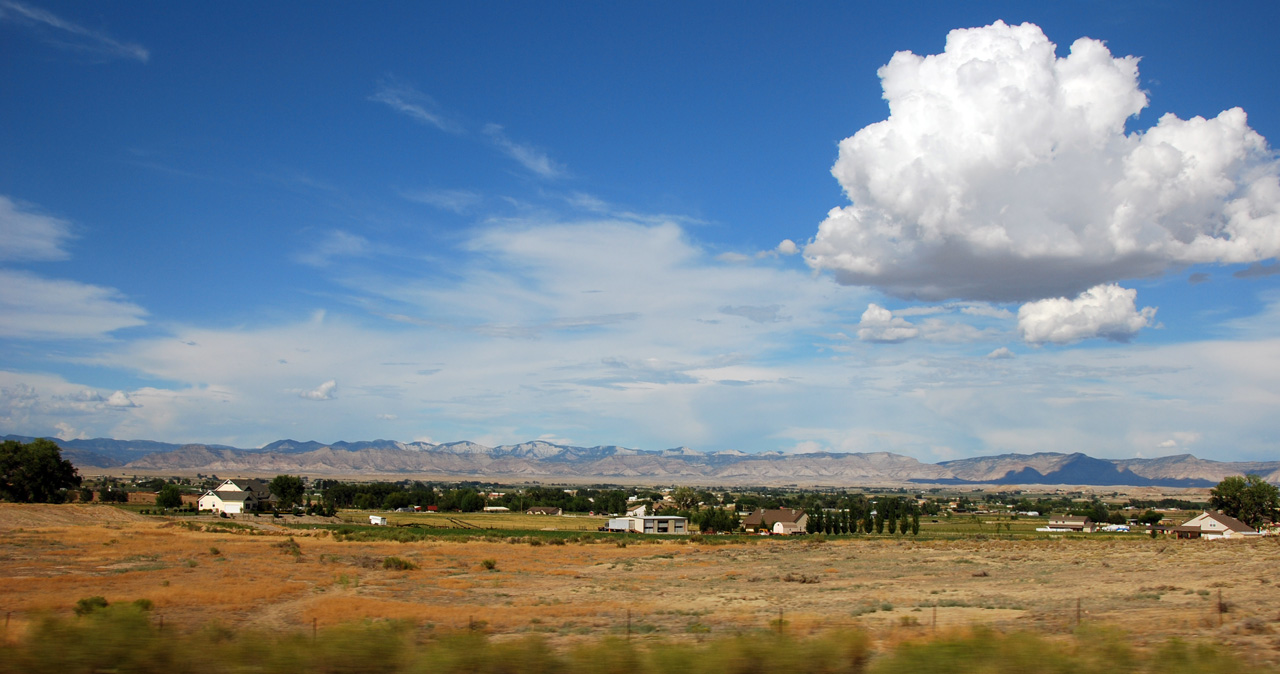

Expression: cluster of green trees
xmin=314 ymin=480 xmax=492 ymax=512
xmin=0 ymin=438 xmax=81 ymax=503
xmin=806 ymin=495 xmax=920 ymax=535
xmin=488 ymin=486 xmax=630 ymax=515
xmin=1210 ymin=473 xmax=1279 ymax=528
xmin=689 ymin=505 xmax=740 ymax=533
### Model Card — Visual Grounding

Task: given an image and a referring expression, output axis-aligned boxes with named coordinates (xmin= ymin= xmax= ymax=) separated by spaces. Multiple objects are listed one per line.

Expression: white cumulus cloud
xmin=1017 ymin=284 xmax=1156 ymax=344
xmin=804 ymin=21 xmax=1280 ymax=303
xmin=299 ymin=379 xmax=337 ymax=400
xmin=856 ymin=303 xmax=919 ymax=343
xmin=105 ymin=390 xmax=139 ymax=408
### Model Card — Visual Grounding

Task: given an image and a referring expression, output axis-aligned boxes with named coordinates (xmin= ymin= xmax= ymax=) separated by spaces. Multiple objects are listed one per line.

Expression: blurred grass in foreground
xmin=0 ymin=605 xmax=1268 ymax=674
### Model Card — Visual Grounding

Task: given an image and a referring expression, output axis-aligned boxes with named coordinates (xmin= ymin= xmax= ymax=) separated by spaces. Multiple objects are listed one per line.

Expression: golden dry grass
xmin=1 ymin=504 xmax=1278 ymax=665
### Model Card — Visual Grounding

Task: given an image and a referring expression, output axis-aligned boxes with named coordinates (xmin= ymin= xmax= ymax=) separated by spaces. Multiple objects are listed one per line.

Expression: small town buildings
xmin=1041 ymin=516 xmax=1095 ymax=533
xmin=526 ymin=506 xmax=562 ymax=516
xmin=1172 ymin=511 xmax=1260 ymax=539
xmin=605 ymin=515 xmax=688 ymax=534
xmin=625 ymin=503 xmax=648 ymax=517
xmin=742 ymin=508 xmax=808 ymax=534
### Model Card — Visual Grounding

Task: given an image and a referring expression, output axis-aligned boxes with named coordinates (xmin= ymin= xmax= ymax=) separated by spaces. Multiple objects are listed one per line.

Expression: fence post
xmin=1218 ymin=589 xmax=1224 ymax=627
xmin=626 ymin=609 xmax=631 ymax=641
xmin=1075 ymin=598 xmax=1081 ymax=626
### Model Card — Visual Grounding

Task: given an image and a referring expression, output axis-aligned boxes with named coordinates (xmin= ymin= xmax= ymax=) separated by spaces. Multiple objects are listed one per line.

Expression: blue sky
xmin=4 ymin=1 xmax=1280 ymax=462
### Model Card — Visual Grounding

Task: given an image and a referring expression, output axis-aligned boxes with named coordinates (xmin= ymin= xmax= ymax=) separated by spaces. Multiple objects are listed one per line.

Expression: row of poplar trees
xmin=805 ymin=495 xmax=920 ymax=535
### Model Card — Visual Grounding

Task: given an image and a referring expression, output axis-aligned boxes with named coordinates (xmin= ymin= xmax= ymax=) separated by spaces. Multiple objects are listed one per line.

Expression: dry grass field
xmin=2 ymin=504 xmax=1278 ymax=667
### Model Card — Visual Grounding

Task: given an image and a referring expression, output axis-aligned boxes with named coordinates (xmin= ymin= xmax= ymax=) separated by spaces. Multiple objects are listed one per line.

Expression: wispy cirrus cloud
xmin=483 ymin=123 xmax=565 ymax=179
xmin=371 ymin=80 xmax=565 ymax=179
xmin=294 ymin=230 xmax=374 ymax=268
xmin=0 ymin=0 xmax=149 ymax=63
xmin=400 ymin=188 xmax=484 ymax=214
xmin=369 ymin=80 xmax=464 ymax=134
xmin=0 ymin=195 xmax=73 ymax=261
xmin=0 ymin=270 xmax=147 ymax=338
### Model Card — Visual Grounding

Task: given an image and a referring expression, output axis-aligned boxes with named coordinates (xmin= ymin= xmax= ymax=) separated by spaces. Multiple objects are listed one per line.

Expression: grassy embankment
xmin=1 ymin=605 xmax=1266 ymax=674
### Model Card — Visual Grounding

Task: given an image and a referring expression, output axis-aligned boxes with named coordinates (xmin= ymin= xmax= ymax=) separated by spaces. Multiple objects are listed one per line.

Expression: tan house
xmin=1043 ymin=516 xmax=1095 ymax=532
xmin=742 ymin=508 xmax=808 ymax=534
xmin=1172 ymin=511 xmax=1259 ymax=539
xmin=526 ymin=506 xmax=562 ymax=516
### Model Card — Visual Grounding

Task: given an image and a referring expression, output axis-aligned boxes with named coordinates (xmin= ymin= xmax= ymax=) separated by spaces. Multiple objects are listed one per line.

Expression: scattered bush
xmin=480 ymin=558 xmax=497 ymax=571
xmin=383 ymin=556 xmax=418 ymax=571
xmin=274 ymin=537 xmax=302 ymax=557
xmin=73 ymin=596 xmax=109 ymax=616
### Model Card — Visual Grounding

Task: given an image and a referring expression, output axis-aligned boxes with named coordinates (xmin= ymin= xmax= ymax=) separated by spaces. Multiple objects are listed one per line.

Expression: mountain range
xmin=7 ymin=435 xmax=1277 ymax=488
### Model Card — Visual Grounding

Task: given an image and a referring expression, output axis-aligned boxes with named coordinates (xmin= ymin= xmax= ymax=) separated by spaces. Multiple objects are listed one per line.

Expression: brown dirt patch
xmin=0 ymin=503 xmax=150 ymax=529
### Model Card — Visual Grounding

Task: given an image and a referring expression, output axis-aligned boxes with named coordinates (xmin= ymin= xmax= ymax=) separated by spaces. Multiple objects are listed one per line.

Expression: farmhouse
xmin=742 ymin=508 xmax=808 ymax=534
xmin=199 ymin=478 xmax=276 ymax=514
xmin=197 ymin=489 xmax=257 ymax=515
xmin=215 ymin=479 xmax=274 ymax=504
xmin=604 ymin=515 xmax=689 ymax=534
xmin=1041 ymin=516 xmax=1095 ymax=533
xmin=1172 ymin=511 xmax=1260 ymax=539
xmin=526 ymin=506 xmax=562 ymax=516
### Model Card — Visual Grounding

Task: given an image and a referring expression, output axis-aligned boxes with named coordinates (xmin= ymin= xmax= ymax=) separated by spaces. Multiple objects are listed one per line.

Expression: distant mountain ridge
xmin=6 ymin=435 xmax=1277 ymax=487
